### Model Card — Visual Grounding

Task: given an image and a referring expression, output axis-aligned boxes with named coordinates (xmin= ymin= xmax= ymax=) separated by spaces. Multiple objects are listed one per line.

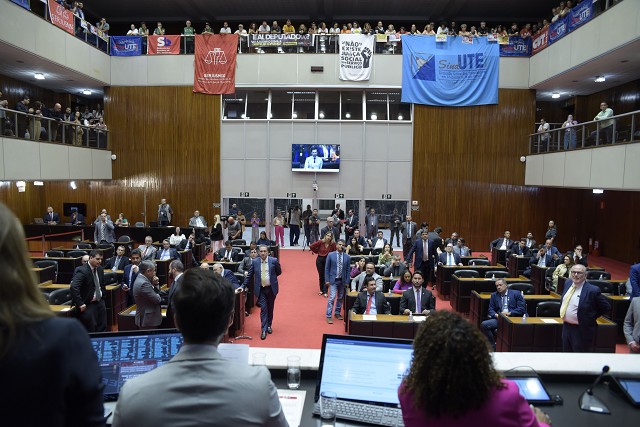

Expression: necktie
xmin=50 ymin=213 xmax=53 ymax=220
xmin=422 ymin=240 xmax=428 ymax=261
xmin=575 ymin=255 xmax=579 ymax=264
xmin=113 ymin=256 xmax=119 ymax=271
xmin=365 ymin=294 xmax=373 ymax=314
xmin=100 ymin=224 xmax=105 ymax=241
xmin=538 ymin=256 xmax=546 ymax=267
xmin=415 ymin=290 xmax=421 ymax=314
xmin=129 ymin=266 xmax=134 ymax=284
xmin=261 ymin=260 xmax=268 ymax=286
xmin=337 ymin=253 xmax=343 ymax=278
xmin=448 ymin=254 xmax=453 ymax=265
xmin=502 ymin=294 xmax=508 ymax=312
xmin=93 ymin=268 xmax=102 ymax=301
xmin=560 ymin=284 xmax=576 ymax=318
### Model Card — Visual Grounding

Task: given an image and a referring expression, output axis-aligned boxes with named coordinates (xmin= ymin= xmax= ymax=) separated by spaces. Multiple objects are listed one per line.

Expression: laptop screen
xmin=315 ymin=334 xmax=414 ymax=406
xmin=89 ymin=329 xmax=183 ymax=399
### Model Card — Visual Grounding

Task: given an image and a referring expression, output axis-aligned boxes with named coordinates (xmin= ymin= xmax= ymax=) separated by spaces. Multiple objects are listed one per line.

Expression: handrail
xmin=0 ymin=106 xmax=109 ymax=149
xmin=528 ymin=109 xmax=639 ymax=154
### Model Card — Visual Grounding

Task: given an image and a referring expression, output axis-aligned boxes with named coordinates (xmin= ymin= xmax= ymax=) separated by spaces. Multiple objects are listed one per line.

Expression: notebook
xmin=314 ymin=334 xmax=413 ymax=425
xmin=89 ymin=329 xmax=184 ymax=400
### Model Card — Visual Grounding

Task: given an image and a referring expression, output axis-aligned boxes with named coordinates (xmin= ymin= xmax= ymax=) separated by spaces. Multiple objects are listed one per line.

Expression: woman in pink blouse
xmin=392 ymin=271 xmax=413 ymax=294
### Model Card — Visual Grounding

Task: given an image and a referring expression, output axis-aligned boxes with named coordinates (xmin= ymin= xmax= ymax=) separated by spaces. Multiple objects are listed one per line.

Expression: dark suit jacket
xmin=133 ymin=274 xmax=162 ymax=328
xmin=325 ymin=251 xmax=351 ymax=285
xmin=70 ymin=213 xmax=85 ymax=225
xmin=70 ymin=263 xmax=105 ymax=307
xmin=438 ymin=252 xmax=461 ymax=265
xmin=529 ymin=252 xmax=554 ymax=267
xmin=400 ymin=288 xmax=436 ymax=314
xmin=105 ymin=255 xmax=130 ymax=271
xmin=490 ymin=238 xmax=514 ymax=251
xmin=512 ymin=245 xmax=531 ymax=257
xmin=242 ymin=256 xmax=282 ymax=297
xmin=165 ymin=273 xmax=183 ymax=327
xmin=567 ymin=251 xmax=588 ymax=267
xmin=562 ymin=281 xmax=611 ymax=341
xmin=122 ymin=264 xmax=139 ymax=288
xmin=352 ymin=291 xmax=390 ymax=314
xmin=370 ymin=237 xmax=388 ymax=248
xmin=155 ymin=247 xmax=180 ymax=261
xmin=222 ymin=269 xmax=240 ymax=289
xmin=487 ymin=289 xmax=526 ymax=318
xmin=320 ymin=225 xmax=340 ymax=240
xmin=630 ymin=263 xmax=640 ymax=298
xmin=405 ymin=238 xmax=437 ymax=270
xmin=344 ymin=215 xmax=359 ymax=234
xmin=215 ymin=247 xmax=240 ymax=262
xmin=43 ymin=212 xmax=60 ymax=223
xmin=178 ymin=238 xmax=196 ymax=251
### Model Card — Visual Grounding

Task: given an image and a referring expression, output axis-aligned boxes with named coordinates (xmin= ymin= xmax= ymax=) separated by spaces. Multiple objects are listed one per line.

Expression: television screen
xmin=291 ymin=144 xmax=340 ymax=173
xmin=63 ymin=202 xmax=87 ymax=217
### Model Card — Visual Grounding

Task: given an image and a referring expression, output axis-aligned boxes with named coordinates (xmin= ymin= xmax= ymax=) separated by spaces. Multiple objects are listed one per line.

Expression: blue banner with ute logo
xmin=499 ymin=36 xmax=532 ymax=57
xmin=549 ymin=15 xmax=569 ymax=44
xmin=401 ymin=35 xmax=499 ymax=107
xmin=110 ymin=36 xmax=142 ymax=56
xmin=11 ymin=0 xmax=30 ymax=10
xmin=569 ymin=1 xmax=593 ymax=31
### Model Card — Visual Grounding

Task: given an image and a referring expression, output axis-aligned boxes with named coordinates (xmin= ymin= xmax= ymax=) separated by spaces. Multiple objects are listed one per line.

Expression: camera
xmin=312 ymin=183 xmax=318 ymax=192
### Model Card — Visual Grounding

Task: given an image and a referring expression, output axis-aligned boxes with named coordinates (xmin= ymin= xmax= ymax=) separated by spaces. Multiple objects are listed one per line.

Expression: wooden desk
xmin=508 ymin=254 xmax=530 ymax=278
xmin=348 ymin=312 xmax=423 ymax=339
xmin=496 ymin=315 xmax=617 ymax=353
xmin=227 ymin=289 xmax=246 ymax=339
xmin=451 ymin=275 xmax=529 ymax=314
xmin=344 ymin=291 xmax=402 ymax=332
xmin=460 ymin=254 xmax=483 ymax=266
xmin=49 ymin=305 xmax=72 ymax=317
xmin=530 ymin=264 xmax=552 ymax=294
xmin=117 ymin=305 xmax=172 ymax=331
xmin=435 ymin=264 xmax=507 ymax=300
xmin=491 ymin=247 xmax=507 ymax=266
xmin=469 ymin=291 xmax=561 ymax=329
xmin=32 ymin=256 xmax=82 ymax=283
xmin=605 ymin=295 xmax=631 ymax=342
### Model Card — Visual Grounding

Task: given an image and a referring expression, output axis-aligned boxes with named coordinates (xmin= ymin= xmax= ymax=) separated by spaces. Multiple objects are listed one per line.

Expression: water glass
xmin=287 ymin=355 xmax=301 ymax=389
xmin=320 ymin=390 xmax=337 ymax=426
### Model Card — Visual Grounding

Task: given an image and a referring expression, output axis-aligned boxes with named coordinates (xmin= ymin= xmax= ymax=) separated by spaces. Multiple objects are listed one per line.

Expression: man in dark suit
xmin=630 ymin=262 xmax=640 ymax=299
xmin=389 ymin=209 xmax=402 ymax=247
xmin=133 ymin=260 xmax=162 ymax=329
xmin=365 ymin=208 xmax=379 ymax=239
xmin=163 ymin=259 xmax=184 ymax=328
xmin=480 ymin=278 xmax=526 ymax=350
xmin=400 ymin=215 xmax=417 ymax=258
xmin=156 ymin=239 xmax=180 ymax=261
xmin=242 ymin=245 xmax=282 ymax=340
xmin=368 ymin=230 xmax=388 ymax=250
xmin=489 ymin=230 xmax=514 ymax=252
xmin=344 ymin=209 xmax=359 ymax=243
xmin=320 ymin=217 xmax=340 ymax=241
xmin=43 ymin=206 xmax=60 ymax=225
xmin=405 ymin=230 xmax=437 ymax=287
xmin=352 ymin=276 xmax=390 ymax=315
xmin=525 ymin=232 xmax=537 ymax=250
xmin=122 ymin=248 xmax=142 ymax=307
xmin=70 ymin=210 xmax=85 ymax=225
xmin=352 ymin=229 xmax=368 ymax=248
xmin=215 ymin=241 xmax=240 ymax=262
xmin=105 ymin=245 xmax=130 ymax=271
xmin=523 ymin=246 xmax=554 ymax=278
xmin=437 ymin=243 xmax=462 ymax=267
xmin=383 ymin=255 xmax=408 ymax=278
xmin=70 ymin=249 xmax=107 ymax=332
xmin=560 ymin=264 xmax=611 ymax=352
xmin=512 ymin=239 xmax=531 ymax=257
xmin=324 ymin=239 xmax=351 ymax=324
xmin=428 ymin=226 xmax=444 ymax=252
xmin=212 ymin=263 xmax=240 ymax=289
xmin=400 ymin=271 xmax=436 ymax=316
xmin=567 ymin=244 xmax=588 ymax=267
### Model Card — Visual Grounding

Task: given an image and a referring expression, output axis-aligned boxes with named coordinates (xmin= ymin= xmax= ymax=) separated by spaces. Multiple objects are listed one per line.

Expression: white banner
xmin=339 ymin=34 xmax=374 ymax=81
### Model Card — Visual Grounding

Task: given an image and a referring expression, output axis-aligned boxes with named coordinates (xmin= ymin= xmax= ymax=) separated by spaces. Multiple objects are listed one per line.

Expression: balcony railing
xmin=0 ymin=107 xmax=109 ymax=150
xmin=529 ymin=110 xmax=639 ymax=154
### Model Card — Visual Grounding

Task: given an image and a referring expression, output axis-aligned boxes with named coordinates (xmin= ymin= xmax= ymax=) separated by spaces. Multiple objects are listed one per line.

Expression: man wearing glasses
xmin=559 ymin=264 xmax=610 ymax=352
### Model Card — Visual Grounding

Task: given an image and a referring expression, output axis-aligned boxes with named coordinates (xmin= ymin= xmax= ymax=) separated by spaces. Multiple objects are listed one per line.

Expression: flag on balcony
xmin=11 ymin=0 xmax=30 ymax=10
xmin=148 ymin=35 xmax=181 ymax=55
xmin=193 ymin=34 xmax=238 ymax=94
xmin=339 ymin=34 xmax=374 ymax=81
xmin=47 ymin=0 xmax=74 ymax=35
xmin=401 ymin=35 xmax=499 ymax=107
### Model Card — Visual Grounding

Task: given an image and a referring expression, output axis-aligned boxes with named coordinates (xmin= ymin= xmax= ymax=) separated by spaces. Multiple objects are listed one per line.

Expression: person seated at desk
xmin=453 ymin=237 xmax=470 ymax=257
xmin=346 ymin=236 xmax=364 ymax=255
xmin=551 ymin=254 xmax=574 ymax=292
xmin=156 ymin=239 xmax=180 ymax=261
xmin=489 ymin=230 xmax=514 ymax=252
xmin=43 ymin=206 xmax=59 ymax=225
xmin=352 ymin=229 xmax=368 ymax=248
xmin=398 ymin=311 xmax=551 ymax=427
xmin=105 ymin=245 xmax=130 ymax=271
xmin=256 ymin=231 xmax=272 ymax=247
xmin=70 ymin=210 xmax=85 ymax=225
xmin=350 ymin=257 xmax=367 ymax=279
xmin=437 ymin=243 xmax=462 ymax=267
xmin=352 ymin=276 xmax=391 ymax=315
xmin=111 ymin=268 xmax=287 ymax=426
xmin=0 ymin=202 xmax=105 ymax=427
xmin=512 ymin=239 xmax=531 ymax=257
xmin=523 ymin=246 xmax=554 ymax=278
xmin=239 ymin=248 xmax=258 ymax=276
xmin=169 ymin=226 xmax=186 ymax=246
xmin=567 ymin=244 xmax=588 ymax=267
xmin=244 ymin=241 xmax=258 ymax=257
xmin=542 ymin=239 xmax=560 ymax=263
xmin=188 ymin=209 xmax=208 ymax=229
xmin=384 ymin=254 xmax=408 ymax=279
xmin=178 ymin=232 xmax=197 ymax=251
xmin=139 ymin=236 xmax=157 ymax=261
xmin=212 ymin=262 xmax=240 ymax=289
xmin=392 ymin=271 xmax=413 ymax=294
xmin=115 ymin=212 xmax=128 ymax=227
xmin=369 ymin=230 xmax=388 ymax=250
xmin=351 ymin=262 xmax=383 ymax=292
xmin=215 ymin=241 xmax=240 ymax=262
xmin=400 ymin=271 xmax=436 ymax=315
xmin=480 ymin=278 xmax=526 ymax=350
xmin=378 ymin=243 xmax=394 ymax=266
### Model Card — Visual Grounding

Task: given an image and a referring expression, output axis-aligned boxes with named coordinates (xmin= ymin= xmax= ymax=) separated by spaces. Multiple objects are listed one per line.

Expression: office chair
xmin=508 ymin=283 xmax=535 ymax=295
xmin=586 ymin=270 xmax=611 ymax=281
xmin=484 ymin=271 xmax=510 ymax=279
xmin=453 ymin=270 xmax=479 ymax=279
xmin=469 ymin=258 xmax=489 ymax=266
xmin=536 ymin=301 xmax=561 ymax=317
xmin=45 ymin=250 xmax=64 ymax=258
xmin=48 ymin=288 xmax=72 ymax=305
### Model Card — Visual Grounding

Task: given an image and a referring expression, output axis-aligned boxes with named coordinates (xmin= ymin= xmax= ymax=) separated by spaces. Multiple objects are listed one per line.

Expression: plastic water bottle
xmin=491 ymin=274 xmax=496 ymax=280
xmin=599 ymin=274 xmax=603 ymax=280
xmin=24 ymin=130 xmax=30 ymax=139
xmin=521 ymin=290 xmax=524 ymax=297
xmin=408 ymin=311 xmax=413 ymax=321
xmin=522 ymin=313 xmax=527 ymax=323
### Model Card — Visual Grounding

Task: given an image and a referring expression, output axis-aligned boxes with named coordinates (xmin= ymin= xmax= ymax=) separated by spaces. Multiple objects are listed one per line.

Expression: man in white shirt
xmin=303 ymin=148 xmax=323 ymax=169
xmin=189 ymin=210 xmax=208 ymax=229
xmin=537 ymin=118 xmax=550 ymax=151
xmin=219 ymin=21 xmax=232 ymax=34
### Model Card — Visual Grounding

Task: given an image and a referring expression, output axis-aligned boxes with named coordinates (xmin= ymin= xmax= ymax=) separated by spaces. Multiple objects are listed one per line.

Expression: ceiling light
xmin=592 ymin=189 xmax=604 ymax=194
xmin=594 ymin=76 xmax=606 ymax=83
xmin=82 ymin=89 xmax=92 ymax=95
xmin=397 ymin=115 xmax=403 ymax=120
xmin=345 ymin=112 xmax=351 ymax=119
xmin=370 ymin=113 xmax=378 ymax=120
xmin=319 ymin=112 xmax=325 ymax=119
xmin=292 ymin=112 xmax=298 ymax=119
xmin=70 ymin=181 xmax=77 ymax=190
xmin=34 ymin=73 xmax=45 ymax=80
xmin=551 ymin=93 xmax=560 ymax=99
xmin=34 ymin=181 xmax=44 ymax=186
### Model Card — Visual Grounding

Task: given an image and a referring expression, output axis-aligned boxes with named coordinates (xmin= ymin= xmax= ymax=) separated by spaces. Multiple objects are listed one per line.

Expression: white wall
xmin=220 ymin=121 xmax=413 ymax=200
xmin=0 ymin=137 xmax=112 ymax=180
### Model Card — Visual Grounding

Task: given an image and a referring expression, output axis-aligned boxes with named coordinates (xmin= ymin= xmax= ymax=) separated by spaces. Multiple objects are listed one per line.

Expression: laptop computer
xmin=89 ymin=329 xmax=184 ymax=401
xmin=314 ymin=334 xmax=413 ymax=426
xmin=34 ymin=218 xmax=44 ymax=224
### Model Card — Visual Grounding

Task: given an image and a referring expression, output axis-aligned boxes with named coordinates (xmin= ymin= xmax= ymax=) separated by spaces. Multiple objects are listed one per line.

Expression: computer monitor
xmin=63 ymin=202 xmax=87 ymax=217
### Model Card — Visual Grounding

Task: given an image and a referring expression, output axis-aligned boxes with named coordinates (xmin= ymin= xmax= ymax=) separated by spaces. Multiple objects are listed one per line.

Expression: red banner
xmin=147 ymin=35 xmax=181 ymax=55
xmin=47 ymin=0 xmax=74 ymax=35
xmin=193 ymin=34 xmax=238 ymax=95
xmin=532 ymin=27 xmax=549 ymax=55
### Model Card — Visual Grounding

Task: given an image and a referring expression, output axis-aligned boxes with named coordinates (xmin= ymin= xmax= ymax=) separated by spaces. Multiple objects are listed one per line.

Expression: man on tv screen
xmin=303 ymin=148 xmax=323 ymax=170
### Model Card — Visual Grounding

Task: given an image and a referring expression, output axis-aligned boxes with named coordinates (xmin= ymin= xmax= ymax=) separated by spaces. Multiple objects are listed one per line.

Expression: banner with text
xmin=47 ymin=0 xmax=74 ymax=35
xmin=248 ymin=34 xmax=313 ymax=47
xmin=193 ymin=34 xmax=238 ymax=94
xmin=548 ymin=15 xmax=569 ymax=44
xmin=531 ymin=27 xmax=549 ymax=55
xmin=11 ymin=0 xmax=30 ymax=10
xmin=499 ymin=36 xmax=531 ymax=57
xmin=110 ymin=36 xmax=142 ymax=56
xmin=569 ymin=0 xmax=593 ymax=31
xmin=148 ymin=35 xmax=181 ymax=55
xmin=401 ymin=35 xmax=499 ymax=107
xmin=339 ymin=34 xmax=374 ymax=81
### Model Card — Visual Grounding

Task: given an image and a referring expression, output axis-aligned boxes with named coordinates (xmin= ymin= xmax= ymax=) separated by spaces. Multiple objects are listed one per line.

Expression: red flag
xmin=148 ymin=35 xmax=181 ymax=55
xmin=47 ymin=0 xmax=74 ymax=35
xmin=532 ymin=27 xmax=549 ymax=55
xmin=193 ymin=34 xmax=238 ymax=95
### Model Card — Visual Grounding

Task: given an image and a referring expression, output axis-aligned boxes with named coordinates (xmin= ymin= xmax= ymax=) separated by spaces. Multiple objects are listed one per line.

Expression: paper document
xmin=541 ymin=319 xmax=559 ymax=324
xmin=278 ymin=389 xmax=306 ymax=427
xmin=218 ymin=343 xmax=250 ymax=364
xmin=362 ymin=314 xmax=377 ymax=321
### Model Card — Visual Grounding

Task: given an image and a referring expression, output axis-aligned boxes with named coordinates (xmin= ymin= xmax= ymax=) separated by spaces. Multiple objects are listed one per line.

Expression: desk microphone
xmin=579 ymin=365 xmax=611 ymax=414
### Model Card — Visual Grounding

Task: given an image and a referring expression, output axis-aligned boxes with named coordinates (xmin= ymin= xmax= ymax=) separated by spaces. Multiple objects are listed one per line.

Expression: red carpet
xmin=232 ymin=249 xmax=630 ymax=353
